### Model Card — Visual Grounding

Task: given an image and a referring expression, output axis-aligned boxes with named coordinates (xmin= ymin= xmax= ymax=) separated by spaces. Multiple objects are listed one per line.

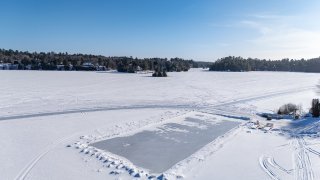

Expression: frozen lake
xmin=2 ymin=70 xmax=320 ymax=180
xmin=91 ymin=116 xmax=240 ymax=173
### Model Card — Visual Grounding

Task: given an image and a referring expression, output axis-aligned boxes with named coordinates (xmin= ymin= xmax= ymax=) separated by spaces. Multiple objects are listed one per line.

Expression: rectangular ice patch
xmin=91 ymin=116 xmax=240 ymax=173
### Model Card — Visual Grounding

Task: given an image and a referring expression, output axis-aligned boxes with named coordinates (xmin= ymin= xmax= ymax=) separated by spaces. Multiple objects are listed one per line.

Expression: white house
xmin=0 ymin=63 xmax=18 ymax=70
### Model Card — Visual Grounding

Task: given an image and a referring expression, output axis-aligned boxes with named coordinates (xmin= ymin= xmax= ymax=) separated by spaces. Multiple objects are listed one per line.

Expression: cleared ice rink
xmin=92 ymin=116 xmax=240 ymax=173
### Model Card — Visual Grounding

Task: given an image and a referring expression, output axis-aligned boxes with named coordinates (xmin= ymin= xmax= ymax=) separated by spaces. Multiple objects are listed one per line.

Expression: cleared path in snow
xmin=0 ymin=104 xmax=190 ymax=121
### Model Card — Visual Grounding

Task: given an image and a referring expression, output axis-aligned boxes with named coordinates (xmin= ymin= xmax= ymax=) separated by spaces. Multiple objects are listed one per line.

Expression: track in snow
xmin=259 ymin=156 xmax=281 ymax=180
xmin=306 ymin=147 xmax=320 ymax=156
xmin=1 ymin=86 xmax=314 ymax=122
xmin=259 ymin=136 xmax=317 ymax=180
xmin=0 ymin=104 xmax=190 ymax=121
xmin=14 ymin=134 xmax=80 ymax=180
xmin=259 ymin=155 xmax=292 ymax=180
xmin=293 ymin=137 xmax=314 ymax=180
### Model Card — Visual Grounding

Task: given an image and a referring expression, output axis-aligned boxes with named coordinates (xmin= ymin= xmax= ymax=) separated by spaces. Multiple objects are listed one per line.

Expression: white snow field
xmin=1 ymin=69 xmax=320 ymax=180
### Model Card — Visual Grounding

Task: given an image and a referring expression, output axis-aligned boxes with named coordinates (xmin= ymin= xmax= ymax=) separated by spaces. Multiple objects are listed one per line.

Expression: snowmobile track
xmin=293 ymin=137 xmax=314 ymax=180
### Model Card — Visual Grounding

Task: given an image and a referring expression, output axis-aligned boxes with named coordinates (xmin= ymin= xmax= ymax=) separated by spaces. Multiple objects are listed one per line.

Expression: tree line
xmin=209 ymin=56 xmax=320 ymax=73
xmin=0 ymin=49 xmax=206 ymax=72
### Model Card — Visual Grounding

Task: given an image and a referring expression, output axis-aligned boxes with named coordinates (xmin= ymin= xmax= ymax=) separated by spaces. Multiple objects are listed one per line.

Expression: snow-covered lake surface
xmin=0 ymin=69 xmax=318 ymax=117
xmin=1 ymin=69 xmax=320 ymax=180
xmin=91 ymin=116 xmax=240 ymax=173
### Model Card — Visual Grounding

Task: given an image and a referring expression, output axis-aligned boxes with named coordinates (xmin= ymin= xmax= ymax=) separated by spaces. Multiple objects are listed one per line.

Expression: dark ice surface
xmin=91 ymin=117 xmax=240 ymax=173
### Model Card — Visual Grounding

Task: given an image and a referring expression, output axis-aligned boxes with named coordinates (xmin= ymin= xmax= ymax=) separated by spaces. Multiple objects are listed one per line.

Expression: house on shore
xmin=80 ymin=62 xmax=95 ymax=70
xmin=56 ymin=64 xmax=65 ymax=71
xmin=96 ymin=65 xmax=107 ymax=71
xmin=0 ymin=63 xmax=18 ymax=70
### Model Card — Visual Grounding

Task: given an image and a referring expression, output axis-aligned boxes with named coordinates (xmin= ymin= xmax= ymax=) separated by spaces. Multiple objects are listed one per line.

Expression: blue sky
xmin=1 ymin=0 xmax=320 ymax=61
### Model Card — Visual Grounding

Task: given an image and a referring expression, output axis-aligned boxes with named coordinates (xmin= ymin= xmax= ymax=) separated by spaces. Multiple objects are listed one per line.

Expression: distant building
xmin=56 ymin=64 xmax=65 ymax=71
xmin=80 ymin=62 xmax=95 ymax=71
xmin=0 ymin=63 xmax=7 ymax=70
xmin=96 ymin=65 xmax=107 ymax=71
xmin=25 ymin=64 xmax=32 ymax=70
xmin=0 ymin=63 xmax=18 ymax=70
xmin=136 ymin=66 xmax=142 ymax=72
xmin=68 ymin=64 xmax=74 ymax=70
xmin=82 ymin=62 xmax=94 ymax=68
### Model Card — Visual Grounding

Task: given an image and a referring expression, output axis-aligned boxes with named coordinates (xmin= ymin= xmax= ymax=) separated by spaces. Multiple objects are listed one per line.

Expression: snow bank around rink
xmin=69 ymin=111 xmax=245 ymax=179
